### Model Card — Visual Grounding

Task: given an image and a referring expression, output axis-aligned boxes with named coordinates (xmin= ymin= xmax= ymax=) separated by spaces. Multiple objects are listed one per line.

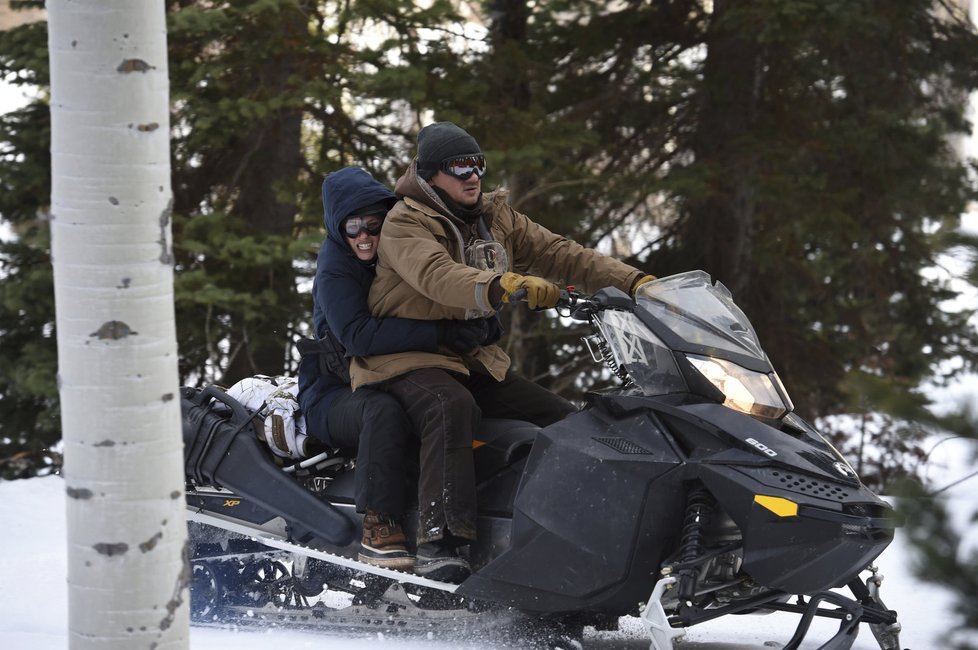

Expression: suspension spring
xmin=587 ymin=316 xmax=635 ymax=388
xmin=677 ymin=485 xmax=715 ymax=602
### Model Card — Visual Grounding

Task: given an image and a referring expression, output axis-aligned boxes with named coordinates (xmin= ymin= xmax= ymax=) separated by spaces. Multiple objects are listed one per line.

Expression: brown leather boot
xmin=358 ymin=511 xmax=415 ymax=571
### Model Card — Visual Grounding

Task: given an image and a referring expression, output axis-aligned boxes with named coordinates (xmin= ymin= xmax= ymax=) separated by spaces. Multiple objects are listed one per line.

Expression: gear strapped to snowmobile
xmin=182 ymin=270 xmax=904 ymax=650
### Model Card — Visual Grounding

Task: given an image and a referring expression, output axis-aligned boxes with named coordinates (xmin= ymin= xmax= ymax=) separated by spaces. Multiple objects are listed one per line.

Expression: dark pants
xmin=382 ymin=368 xmax=574 ymax=544
xmin=305 ymin=388 xmax=416 ymax=517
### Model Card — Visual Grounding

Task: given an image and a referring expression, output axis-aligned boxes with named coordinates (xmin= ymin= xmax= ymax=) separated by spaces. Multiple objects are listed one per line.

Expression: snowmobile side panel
xmin=476 ymin=457 xmax=530 ymax=519
xmin=320 ymin=467 xmax=356 ymax=505
xmin=186 ymin=487 xmax=290 ymax=534
xmin=458 ymin=408 xmax=685 ymax=614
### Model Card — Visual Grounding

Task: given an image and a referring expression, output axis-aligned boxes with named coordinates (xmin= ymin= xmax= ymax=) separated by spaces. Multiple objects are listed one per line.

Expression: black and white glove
xmin=483 ymin=315 xmax=504 ymax=346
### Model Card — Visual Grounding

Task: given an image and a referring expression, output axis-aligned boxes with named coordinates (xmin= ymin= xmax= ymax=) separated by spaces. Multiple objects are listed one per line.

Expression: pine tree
xmin=168 ymin=0 xmax=330 ymax=385
xmin=0 ymin=0 xmax=468 ymax=473
xmin=396 ymin=0 xmax=706 ymax=396
xmin=2 ymin=0 xmax=978 ymax=487
xmin=167 ymin=0 xmax=464 ymax=386
xmin=662 ymin=0 xmax=978 ymax=436
xmin=896 ymin=405 xmax=978 ymax=649
xmin=0 ymin=7 xmax=58 ymax=478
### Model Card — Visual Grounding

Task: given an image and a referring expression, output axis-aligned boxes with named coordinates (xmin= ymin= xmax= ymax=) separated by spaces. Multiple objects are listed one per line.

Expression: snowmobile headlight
xmin=686 ymin=354 xmax=788 ymax=420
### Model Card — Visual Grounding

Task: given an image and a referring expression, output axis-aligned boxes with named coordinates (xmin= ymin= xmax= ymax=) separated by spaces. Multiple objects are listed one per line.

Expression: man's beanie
xmin=417 ymin=121 xmax=481 ymax=180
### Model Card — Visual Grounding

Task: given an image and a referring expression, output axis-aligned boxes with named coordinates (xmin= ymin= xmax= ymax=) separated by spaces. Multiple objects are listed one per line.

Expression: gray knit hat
xmin=417 ymin=122 xmax=482 ymax=180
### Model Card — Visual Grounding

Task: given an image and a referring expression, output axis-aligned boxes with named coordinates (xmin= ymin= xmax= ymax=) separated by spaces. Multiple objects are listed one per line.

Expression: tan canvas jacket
xmin=349 ymin=162 xmax=644 ymax=388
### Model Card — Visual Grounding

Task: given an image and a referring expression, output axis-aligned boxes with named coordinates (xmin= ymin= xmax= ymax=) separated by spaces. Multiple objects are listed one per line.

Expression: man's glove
xmin=437 ymin=319 xmax=489 ymax=354
xmin=499 ymin=272 xmax=561 ymax=310
xmin=631 ymin=274 xmax=657 ymax=296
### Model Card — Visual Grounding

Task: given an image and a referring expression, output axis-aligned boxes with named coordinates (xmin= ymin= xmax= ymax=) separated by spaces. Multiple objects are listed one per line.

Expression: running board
xmin=187 ymin=508 xmax=459 ymax=593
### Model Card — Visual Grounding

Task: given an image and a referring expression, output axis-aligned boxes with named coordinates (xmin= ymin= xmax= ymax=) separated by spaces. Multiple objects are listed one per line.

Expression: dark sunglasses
xmin=440 ymin=155 xmax=487 ymax=180
xmin=343 ymin=216 xmax=383 ymax=238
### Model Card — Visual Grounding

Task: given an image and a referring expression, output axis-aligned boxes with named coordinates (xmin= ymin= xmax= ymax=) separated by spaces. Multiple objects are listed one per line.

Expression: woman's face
xmin=343 ymin=215 xmax=383 ymax=261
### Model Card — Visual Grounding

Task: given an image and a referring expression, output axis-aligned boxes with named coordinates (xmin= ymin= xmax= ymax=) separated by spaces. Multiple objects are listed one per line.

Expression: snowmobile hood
xmin=321 ymin=166 xmax=396 ymax=250
xmin=674 ymin=401 xmax=863 ymax=485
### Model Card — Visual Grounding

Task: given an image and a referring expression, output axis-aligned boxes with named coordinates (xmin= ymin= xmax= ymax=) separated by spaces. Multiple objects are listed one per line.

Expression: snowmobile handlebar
xmin=505 ymin=283 xmax=635 ymax=320
xmin=554 ymin=286 xmax=634 ymax=321
xmin=507 ymin=287 xmax=529 ymax=304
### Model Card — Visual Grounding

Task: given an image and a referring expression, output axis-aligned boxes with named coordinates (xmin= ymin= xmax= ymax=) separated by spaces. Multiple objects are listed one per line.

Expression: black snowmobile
xmin=182 ymin=270 xmax=903 ymax=650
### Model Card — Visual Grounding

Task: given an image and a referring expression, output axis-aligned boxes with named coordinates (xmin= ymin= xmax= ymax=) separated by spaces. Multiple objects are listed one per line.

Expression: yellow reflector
xmin=754 ymin=495 xmax=798 ymax=517
xmin=472 ymin=439 xmax=486 ymax=449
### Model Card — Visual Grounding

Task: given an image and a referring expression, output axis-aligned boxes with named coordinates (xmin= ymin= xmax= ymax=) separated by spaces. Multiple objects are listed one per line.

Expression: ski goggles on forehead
xmin=440 ymin=155 xmax=487 ymax=180
xmin=343 ymin=215 xmax=383 ymax=238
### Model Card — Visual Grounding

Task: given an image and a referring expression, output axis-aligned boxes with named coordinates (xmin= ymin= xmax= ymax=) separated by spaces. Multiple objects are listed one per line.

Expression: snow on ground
xmin=0 ymin=78 xmax=31 ymax=115
xmin=1 ymin=443 xmax=976 ymax=650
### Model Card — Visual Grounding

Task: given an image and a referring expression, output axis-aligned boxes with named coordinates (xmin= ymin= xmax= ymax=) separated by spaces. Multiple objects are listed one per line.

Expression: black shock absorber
xmin=677 ymin=485 xmax=715 ymax=602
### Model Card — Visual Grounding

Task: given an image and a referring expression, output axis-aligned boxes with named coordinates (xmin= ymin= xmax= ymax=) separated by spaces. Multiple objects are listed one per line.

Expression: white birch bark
xmin=48 ymin=1 xmax=189 ymax=648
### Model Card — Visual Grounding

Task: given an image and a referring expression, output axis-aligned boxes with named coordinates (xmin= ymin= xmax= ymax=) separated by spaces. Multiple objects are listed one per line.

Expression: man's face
xmin=343 ymin=215 xmax=383 ymax=261
xmin=431 ymin=169 xmax=482 ymax=207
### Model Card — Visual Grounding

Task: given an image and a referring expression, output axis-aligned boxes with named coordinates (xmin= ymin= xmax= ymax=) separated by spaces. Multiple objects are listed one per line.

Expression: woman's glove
xmin=499 ymin=272 xmax=561 ymax=309
xmin=483 ymin=315 xmax=505 ymax=346
xmin=437 ymin=319 xmax=490 ymax=354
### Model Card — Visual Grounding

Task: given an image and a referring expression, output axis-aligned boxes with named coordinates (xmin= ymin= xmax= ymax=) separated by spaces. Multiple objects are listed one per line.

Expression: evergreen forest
xmin=3 ymin=1 xmax=978 ymax=644
xmin=1 ymin=0 xmax=978 ymax=487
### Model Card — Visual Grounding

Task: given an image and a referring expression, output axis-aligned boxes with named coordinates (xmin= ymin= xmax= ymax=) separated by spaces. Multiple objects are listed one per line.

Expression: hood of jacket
xmin=322 ymin=166 xmax=397 ymax=251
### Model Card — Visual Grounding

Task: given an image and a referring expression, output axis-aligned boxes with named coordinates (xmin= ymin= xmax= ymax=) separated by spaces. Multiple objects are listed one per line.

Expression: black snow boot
xmin=414 ymin=541 xmax=471 ymax=584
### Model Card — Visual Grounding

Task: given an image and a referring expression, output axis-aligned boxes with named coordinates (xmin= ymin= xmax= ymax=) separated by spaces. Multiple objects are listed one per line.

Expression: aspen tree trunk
xmin=48 ymin=2 xmax=189 ymax=648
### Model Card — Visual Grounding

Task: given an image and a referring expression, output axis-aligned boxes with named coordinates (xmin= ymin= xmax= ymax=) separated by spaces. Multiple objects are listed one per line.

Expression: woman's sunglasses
xmin=440 ymin=155 xmax=487 ymax=180
xmin=344 ymin=216 xmax=383 ymax=238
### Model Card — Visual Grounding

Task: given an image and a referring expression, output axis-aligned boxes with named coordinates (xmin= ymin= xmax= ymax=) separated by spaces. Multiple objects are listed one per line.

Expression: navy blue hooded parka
xmin=297 ymin=166 xmax=439 ymax=443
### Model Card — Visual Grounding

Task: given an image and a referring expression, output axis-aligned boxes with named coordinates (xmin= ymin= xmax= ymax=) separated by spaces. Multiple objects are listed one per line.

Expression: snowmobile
xmin=182 ymin=270 xmax=904 ymax=650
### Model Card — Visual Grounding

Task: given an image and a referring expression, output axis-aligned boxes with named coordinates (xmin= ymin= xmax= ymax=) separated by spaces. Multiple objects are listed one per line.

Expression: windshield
xmin=594 ymin=271 xmax=790 ymax=419
xmin=635 ymin=270 xmax=766 ymax=361
xmin=594 ymin=309 xmax=688 ymax=396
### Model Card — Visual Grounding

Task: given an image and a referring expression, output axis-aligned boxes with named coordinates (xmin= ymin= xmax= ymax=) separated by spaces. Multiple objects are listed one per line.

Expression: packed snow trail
xmin=2 ymin=470 xmax=977 ymax=649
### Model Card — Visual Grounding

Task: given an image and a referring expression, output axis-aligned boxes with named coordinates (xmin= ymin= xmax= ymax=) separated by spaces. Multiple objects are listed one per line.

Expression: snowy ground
xmin=1 ymin=438 xmax=976 ymax=650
